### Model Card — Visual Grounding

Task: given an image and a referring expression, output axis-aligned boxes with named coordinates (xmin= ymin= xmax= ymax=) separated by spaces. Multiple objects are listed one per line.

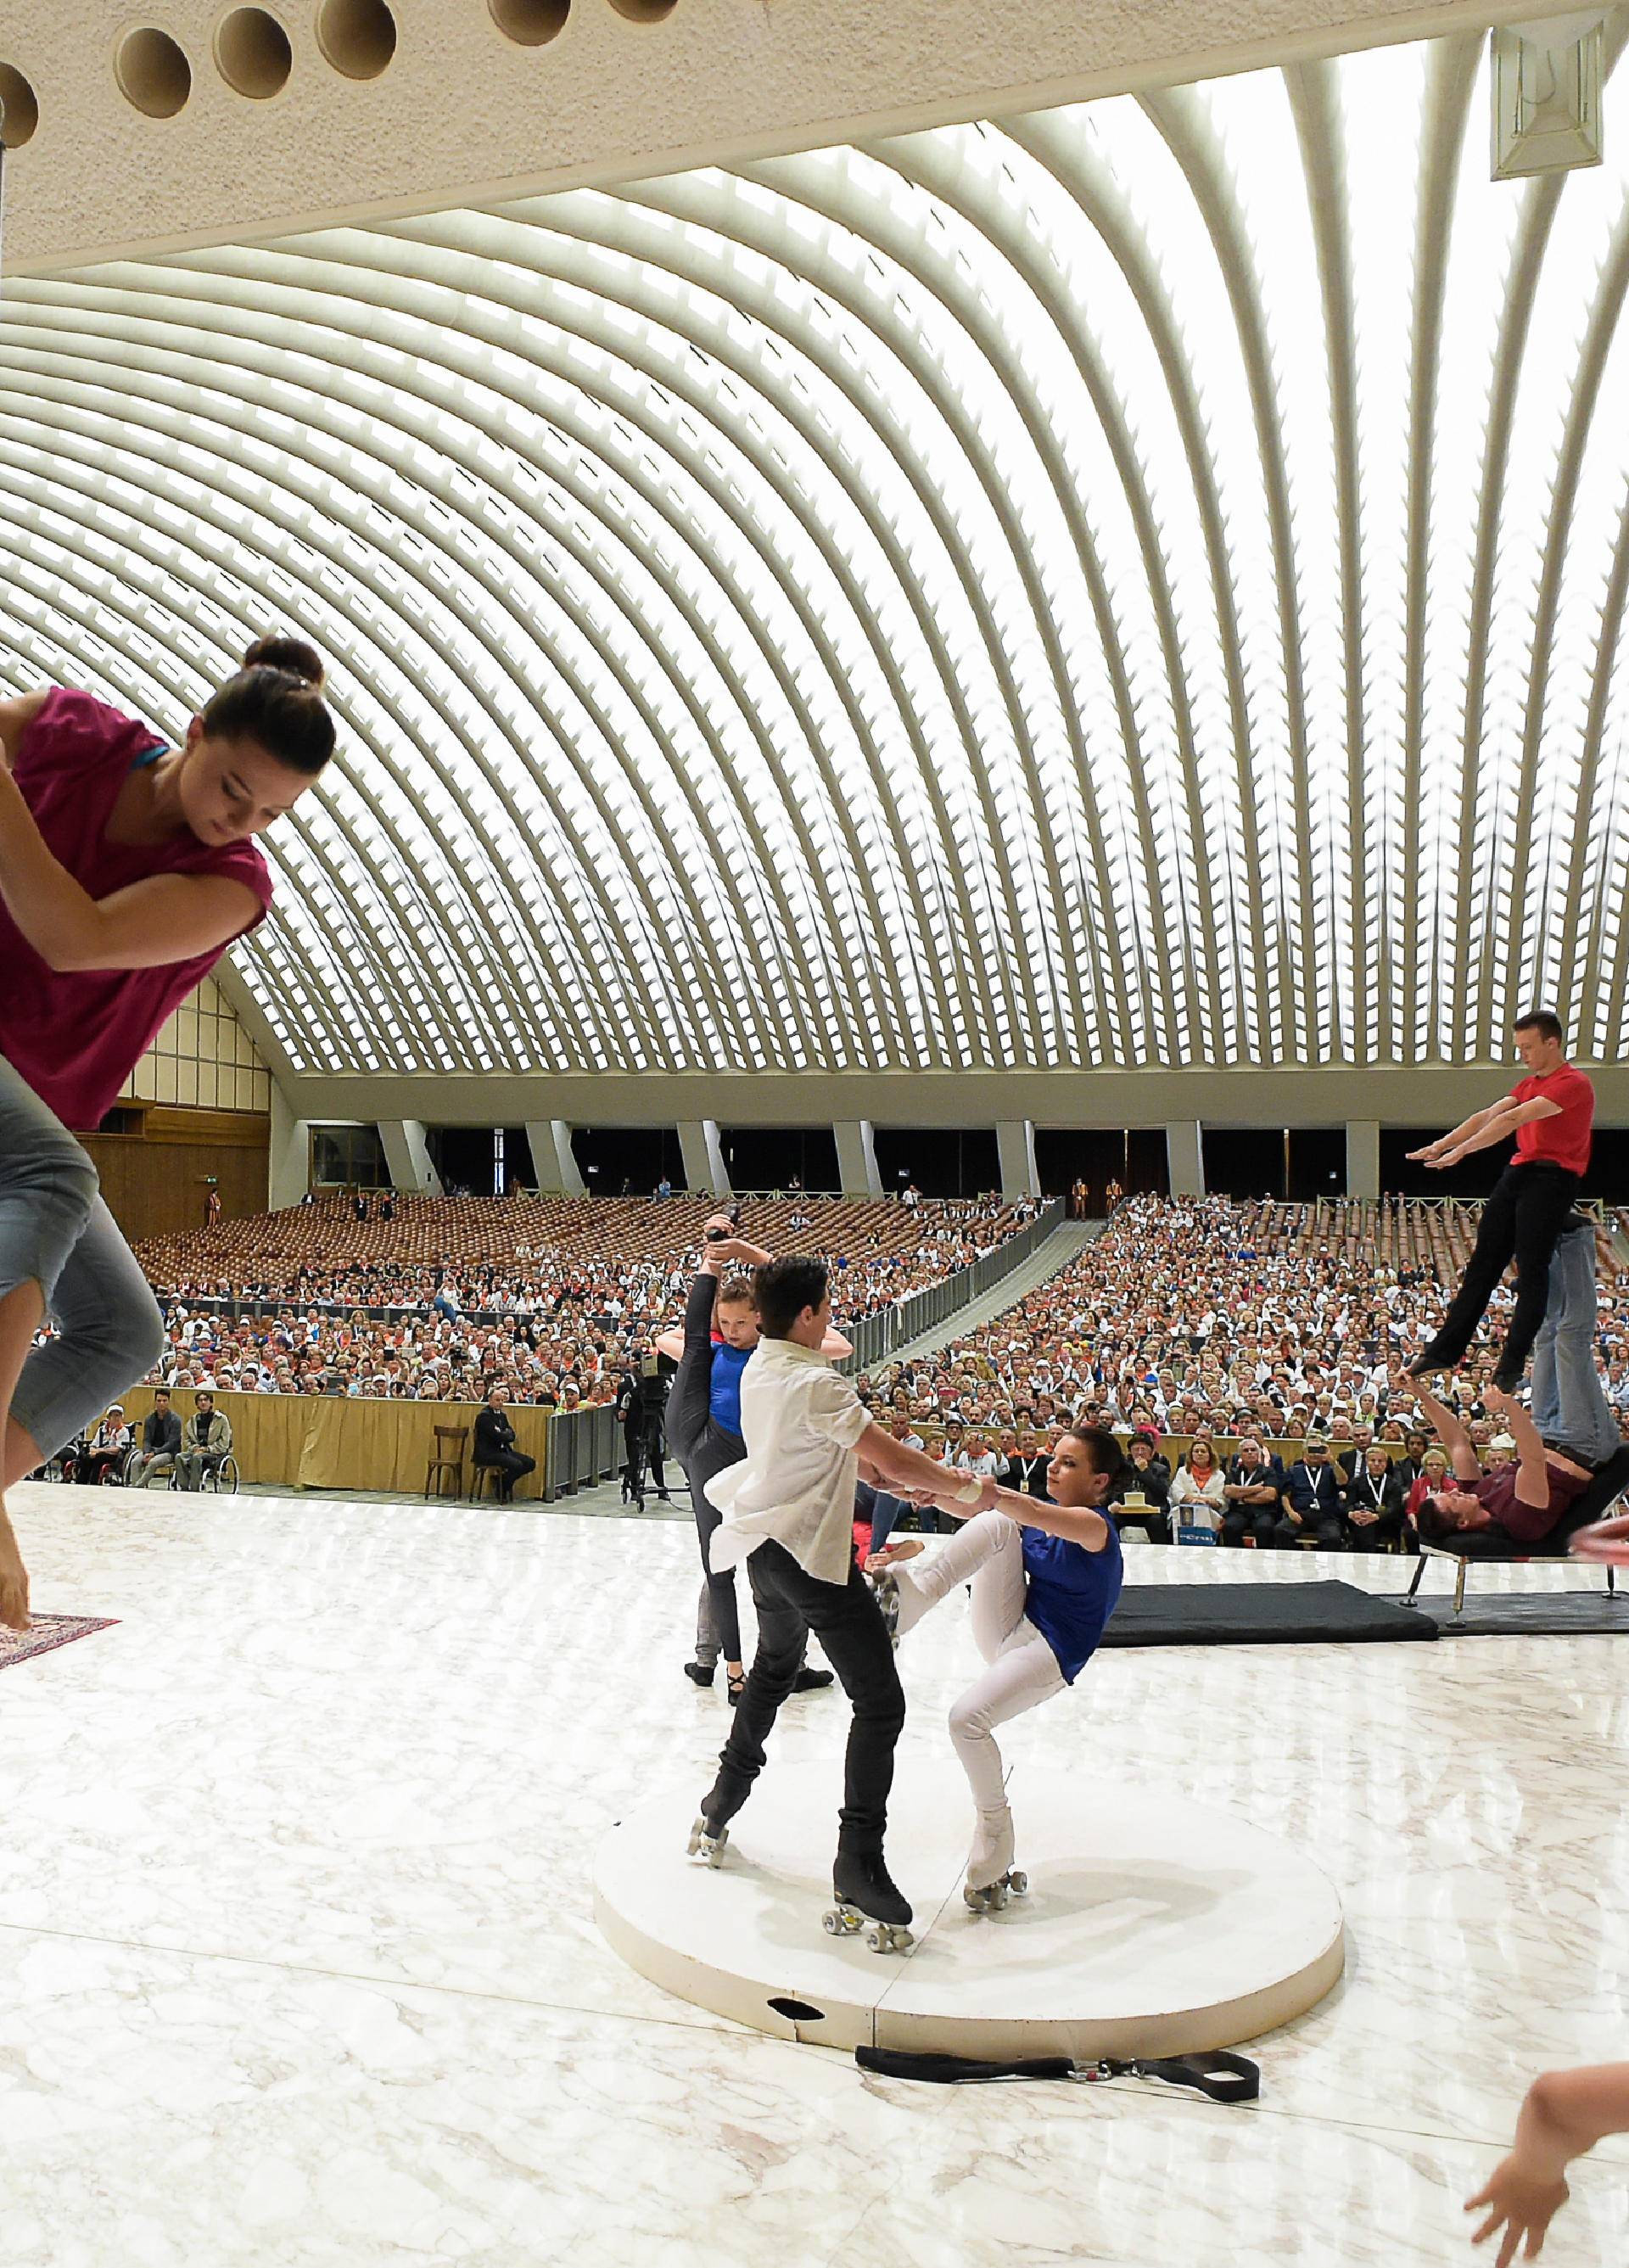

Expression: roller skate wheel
xmin=822 ymin=1910 xmax=842 ymax=1935
xmin=1007 ymin=1870 xmax=1028 ymax=1896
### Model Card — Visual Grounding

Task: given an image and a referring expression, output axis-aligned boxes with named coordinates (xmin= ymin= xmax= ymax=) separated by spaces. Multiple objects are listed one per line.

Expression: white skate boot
xmin=963 ymin=1804 xmax=1027 ymax=1913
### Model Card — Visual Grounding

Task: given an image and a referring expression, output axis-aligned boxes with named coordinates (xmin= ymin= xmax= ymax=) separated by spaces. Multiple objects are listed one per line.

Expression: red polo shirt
xmin=1474 ymin=1459 xmax=1592 ymax=1544
xmin=1512 ymin=1066 xmax=1593 ymax=1177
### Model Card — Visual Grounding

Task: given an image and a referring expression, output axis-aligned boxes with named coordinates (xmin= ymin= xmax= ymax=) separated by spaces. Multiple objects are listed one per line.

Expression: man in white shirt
xmin=695 ymin=1256 xmax=997 ymax=1941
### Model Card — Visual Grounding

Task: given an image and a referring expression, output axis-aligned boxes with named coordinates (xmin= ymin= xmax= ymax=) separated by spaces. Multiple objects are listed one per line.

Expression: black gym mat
xmin=1102 ymin=1579 xmax=1439 ymax=1648
xmin=1391 ymin=1591 xmax=1629 ymax=1638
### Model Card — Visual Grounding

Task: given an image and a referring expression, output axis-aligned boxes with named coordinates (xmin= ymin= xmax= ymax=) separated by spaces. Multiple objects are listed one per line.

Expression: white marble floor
xmin=4 ymin=1487 xmax=1629 ymax=2268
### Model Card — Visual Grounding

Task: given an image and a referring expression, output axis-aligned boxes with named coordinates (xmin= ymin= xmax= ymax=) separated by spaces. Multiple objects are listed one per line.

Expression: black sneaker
xmin=684 ymin=1661 xmax=715 ymax=1688
xmin=791 ymin=1667 xmax=834 ymax=1694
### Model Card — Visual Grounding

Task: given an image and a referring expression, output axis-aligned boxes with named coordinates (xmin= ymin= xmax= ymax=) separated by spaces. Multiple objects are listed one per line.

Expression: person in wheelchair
xmin=175 ymin=1392 xmax=232 ymax=1492
xmin=82 ymin=1406 xmax=132 ymax=1486
xmin=129 ymin=1389 xmax=182 ymax=1488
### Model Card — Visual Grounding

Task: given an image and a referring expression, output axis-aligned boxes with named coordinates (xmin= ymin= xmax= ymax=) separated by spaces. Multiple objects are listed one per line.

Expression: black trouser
xmin=703 ymin=1539 xmax=904 ymax=1854
xmin=1273 ymin=1509 xmax=1348 ymax=1550
xmin=1346 ymin=1518 xmax=1401 ymax=1554
xmin=479 ymin=1447 xmax=535 ymax=1501
xmin=668 ymin=1324 xmax=747 ymax=1666
xmin=1222 ymin=1504 xmax=1279 ymax=1547
xmin=1426 ymin=1161 xmax=1581 ymax=1382
xmin=622 ymin=1411 xmax=666 ymax=1496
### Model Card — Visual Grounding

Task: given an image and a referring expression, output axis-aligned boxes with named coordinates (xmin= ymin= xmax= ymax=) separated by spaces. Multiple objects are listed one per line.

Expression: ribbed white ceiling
xmin=3 ymin=32 xmax=1629 ymax=1078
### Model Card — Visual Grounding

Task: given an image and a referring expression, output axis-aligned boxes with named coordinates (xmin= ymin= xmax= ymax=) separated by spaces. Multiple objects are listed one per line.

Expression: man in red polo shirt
xmin=1406 ymin=1011 xmax=1594 ymax=1393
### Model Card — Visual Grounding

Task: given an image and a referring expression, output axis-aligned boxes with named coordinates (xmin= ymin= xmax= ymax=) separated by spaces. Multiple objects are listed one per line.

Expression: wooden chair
xmin=469 ymin=1462 xmax=507 ymax=1505
xmin=424 ymin=1425 xmax=468 ymax=1500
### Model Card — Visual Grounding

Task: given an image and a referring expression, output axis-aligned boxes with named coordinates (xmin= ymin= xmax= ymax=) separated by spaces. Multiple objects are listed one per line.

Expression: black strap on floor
xmin=855 ymin=2045 xmax=1259 ymax=2103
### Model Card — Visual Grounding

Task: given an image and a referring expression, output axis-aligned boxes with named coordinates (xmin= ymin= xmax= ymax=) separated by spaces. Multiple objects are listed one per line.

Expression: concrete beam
xmin=678 ymin=1120 xmax=731 ymax=1197
xmin=4 ymin=0 xmax=1594 ymax=272
xmin=996 ymin=1121 xmax=1041 ymax=1201
xmin=266 ymin=1084 xmax=310 ymax=1211
xmin=1166 ymin=1121 xmax=1206 ymax=1198
xmin=524 ymin=1120 xmax=586 ymax=1198
xmin=834 ymin=1121 xmax=884 ymax=1199
xmin=277 ymin=1063 xmax=1587 ymax=1130
xmin=1346 ymin=1119 xmax=1380 ymax=1201
xmin=378 ymin=1120 xmax=442 ymax=1197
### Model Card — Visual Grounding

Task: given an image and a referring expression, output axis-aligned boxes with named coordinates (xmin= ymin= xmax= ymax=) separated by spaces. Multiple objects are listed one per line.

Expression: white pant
xmin=900 ymin=1512 xmax=1065 ymax=1813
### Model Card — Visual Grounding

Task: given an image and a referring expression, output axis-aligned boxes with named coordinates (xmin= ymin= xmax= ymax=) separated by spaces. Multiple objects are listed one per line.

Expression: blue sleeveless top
xmin=1021 ymin=1520 xmax=1124 ymax=1683
xmin=709 ymin=1340 xmax=753 ymax=1441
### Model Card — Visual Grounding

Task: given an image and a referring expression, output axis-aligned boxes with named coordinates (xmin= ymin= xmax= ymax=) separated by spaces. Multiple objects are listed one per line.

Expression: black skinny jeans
xmin=1428 ymin=1160 xmax=1581 ymax=1380
xmin=703 ymin=1539 xmax=905 ymax=1855
xmin=667 ymin=1322 xmax=747 ymax=1665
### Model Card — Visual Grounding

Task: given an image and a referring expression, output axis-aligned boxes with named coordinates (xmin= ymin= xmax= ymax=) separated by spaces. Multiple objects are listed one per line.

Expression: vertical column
xmin=1346 ymin=1119 xmax=1380 ymax=1201
xmin=834 ymin=1120 xmax=883 ymax=1199
xmin=267 ymin=1084 xmax=311 ymax=1210
xmin=378 ymin=1120 xmax=443 ymax=1196
xmin=524 ymin=1119 xmax=586 ymax=1197
xmin=678 ymin=1120 xmax=731 ymax=1196
xmin=995 ymin=1120 xmax=1040 ymax=1201
xmin=1165 ymin=1120 xmax=1205 ymax=1198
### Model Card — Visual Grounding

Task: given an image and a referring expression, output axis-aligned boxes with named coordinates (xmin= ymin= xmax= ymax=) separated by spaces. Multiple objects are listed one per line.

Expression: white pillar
xmin=378 ymin=1120 xmax=443 ymax=1196
xmin=995 ymin=1120 xmax=1040 ymax=1201
xmin=1346 ymin=1118 xmax=1380 ymax=1201
xmin=1165 ymin=1120 xmax=1205 ymax=1197
xmin=678 ymin=1120 xmax=731 ymax=1196
xmin=525 ymin=1119 xmax=586 ymax=1196
xmin=834 ymin=1120 xmax=884 ymax=1199
xmin=267 ymin=1085 xmax=310 ymax=1210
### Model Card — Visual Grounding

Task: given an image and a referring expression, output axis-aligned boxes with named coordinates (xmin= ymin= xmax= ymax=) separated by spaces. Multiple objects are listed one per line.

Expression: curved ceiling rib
xmin=3 ymin=36 xmax=1629 ymax=1081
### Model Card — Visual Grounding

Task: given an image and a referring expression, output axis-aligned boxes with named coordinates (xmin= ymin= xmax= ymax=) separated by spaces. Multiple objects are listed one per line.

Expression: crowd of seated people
xmin=125 ymin=1191 xmax=1038 ymax=1408
xmin=848 ymin=1192 xmax=1629 ymax=1550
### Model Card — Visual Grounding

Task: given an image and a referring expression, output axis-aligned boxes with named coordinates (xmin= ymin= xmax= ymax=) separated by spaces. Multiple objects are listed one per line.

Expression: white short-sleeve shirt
xmin=705 ymin=1336 xmax=870 ymax=1586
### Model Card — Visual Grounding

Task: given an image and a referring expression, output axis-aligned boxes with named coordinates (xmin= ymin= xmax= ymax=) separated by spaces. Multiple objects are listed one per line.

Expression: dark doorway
xmin=720 ymin=1127 xmax=841 ymax=1194
xmin=569 ymin=1126 xmax=686 ymax=1198
xmin=872 ymin=1127 xmax=1001 ymax=1201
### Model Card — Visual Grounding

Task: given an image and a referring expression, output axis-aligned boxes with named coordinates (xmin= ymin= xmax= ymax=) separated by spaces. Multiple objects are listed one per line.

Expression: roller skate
xmin=963 ymin=1804 xmax=1028 ymax=1913
xmin=868 ymin=1547 xmax=927 ymax=1652
xmin=686 ymin=1812 xmax=731 ymax=1868
xmin=822 ymin=1845 xmax=915 ymax=1955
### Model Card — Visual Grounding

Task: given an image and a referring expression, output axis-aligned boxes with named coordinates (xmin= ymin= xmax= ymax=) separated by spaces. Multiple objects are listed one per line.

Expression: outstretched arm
xmin=1466 ymin=2063 xmax=1629 ymax=2265
xmin=1428 ymin=1097 xmax=1560 ymax=1168
xmin=1392 ymin=1373 xmax=1482 ymax=1483
xmin=856 ymin=1422 xmax=996 ymax=1510
xmin=1408 ymin=1101 xmax=1509 ymax=1162
xmin=1485 ymin=1386 xmax=1557 ymax=1510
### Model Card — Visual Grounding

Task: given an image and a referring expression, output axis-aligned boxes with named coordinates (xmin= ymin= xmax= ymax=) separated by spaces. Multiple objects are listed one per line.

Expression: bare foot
xmin=0 ymin=1509 xmax=31 ymax=1632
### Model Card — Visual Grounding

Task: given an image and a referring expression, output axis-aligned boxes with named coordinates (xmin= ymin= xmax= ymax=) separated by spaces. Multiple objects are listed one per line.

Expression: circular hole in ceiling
xmin=114 ymin=27 xmax=193 ymax=117
xmin=489 ymin=0 xmax=569 ymax=43
xmin=606 ymin=0 xmax=676 ymax=20
xmin=316 ymin=0 xmax=396 ymax=78
xmin=216 ymin=6 xmax=293 ymax=97
xmin=0 ymin=63 xmax=40 ymax=145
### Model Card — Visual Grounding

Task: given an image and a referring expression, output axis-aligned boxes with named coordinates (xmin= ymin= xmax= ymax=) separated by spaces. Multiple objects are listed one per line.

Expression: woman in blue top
xmin=868 ymin=1425 xmax=1126 ymax=1911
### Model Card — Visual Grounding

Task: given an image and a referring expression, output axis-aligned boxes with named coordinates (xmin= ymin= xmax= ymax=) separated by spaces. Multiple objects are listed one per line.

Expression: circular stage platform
xmin=596 ymin=1758 xmax=1345 ymax=2059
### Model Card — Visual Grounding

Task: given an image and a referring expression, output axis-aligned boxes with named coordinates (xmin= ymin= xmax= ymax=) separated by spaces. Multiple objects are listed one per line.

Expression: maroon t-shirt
xmin=1474 ymin=1459 xmax=1593 ymax=1544
xmin=2 ymin=691 xmax=273 ymax=1131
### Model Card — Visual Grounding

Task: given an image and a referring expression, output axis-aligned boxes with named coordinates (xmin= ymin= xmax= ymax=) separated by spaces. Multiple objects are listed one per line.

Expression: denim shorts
xmin=0 ymin=1050 xmax=165 ymax=1459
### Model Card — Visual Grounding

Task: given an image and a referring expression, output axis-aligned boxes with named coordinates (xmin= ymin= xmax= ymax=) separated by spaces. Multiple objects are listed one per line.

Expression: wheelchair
xmin=120 ymin=1448 xmax=240 ymax=1494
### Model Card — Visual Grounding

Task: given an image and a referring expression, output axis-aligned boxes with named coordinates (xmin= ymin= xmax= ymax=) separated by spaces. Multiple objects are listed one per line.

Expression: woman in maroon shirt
xmin=0 ymin=637 xmax=333 ymax=1630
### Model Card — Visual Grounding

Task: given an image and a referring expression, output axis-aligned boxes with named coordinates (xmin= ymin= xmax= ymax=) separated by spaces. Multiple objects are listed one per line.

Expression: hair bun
xmin=242 ymin=634 xmax=326 ymax=689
